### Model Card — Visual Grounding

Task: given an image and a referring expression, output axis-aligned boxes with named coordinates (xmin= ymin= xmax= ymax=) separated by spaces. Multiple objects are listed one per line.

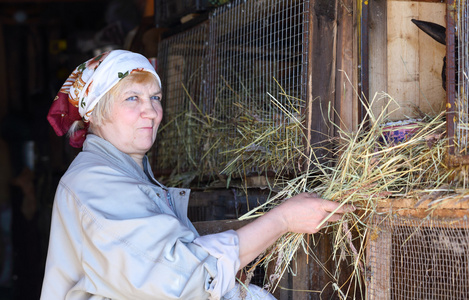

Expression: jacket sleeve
xmin=56 ymin=179 xmax=239 ymax=300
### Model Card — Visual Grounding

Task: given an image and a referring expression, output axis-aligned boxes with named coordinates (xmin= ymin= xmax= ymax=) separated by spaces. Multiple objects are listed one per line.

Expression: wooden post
xmin=305 ymin=0 xmax=338 ymax=161
xmin=336 ymin=0 xmax=356 ymax=133
xmin=366 ymin=221 xmax=392 ymax=300
xmin=295 ymin=2 xmax=341 ymax=298
xmin=369 ymin=0 xmax=387 ymax=121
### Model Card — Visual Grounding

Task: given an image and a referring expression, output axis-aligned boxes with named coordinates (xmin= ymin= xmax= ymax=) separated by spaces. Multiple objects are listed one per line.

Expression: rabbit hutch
xmin=149 ymin=0 xmax=469 ymax=298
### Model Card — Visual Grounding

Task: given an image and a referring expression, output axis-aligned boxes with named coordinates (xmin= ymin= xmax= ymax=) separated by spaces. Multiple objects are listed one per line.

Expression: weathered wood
xmin=306 ymin=0 xmax=338 ymax=156
xmin=387 ymin=1 xmax=420 ymax=119
xmin=301 ymin=1 xmax=340 ymax=299
xmin=416 ymin=2 xmax=446 ymax=114
xmin=385 ymin=1 xmax=446 ymax=121
xmin=336 ymin=0 xmax=356 ymax=132
xmin=369 ymin=0 xmax=388 ymax=119
xmin=366 ymin=223 xmax=392 ymax=300
xmin=376 ymin=196 xmax=469 ymax=220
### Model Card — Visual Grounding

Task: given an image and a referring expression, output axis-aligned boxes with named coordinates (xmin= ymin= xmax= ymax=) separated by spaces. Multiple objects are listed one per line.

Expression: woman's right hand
xmin=271 ymin=192 xmax=354 ymax=235
xmin=236 ymin=192 xmax=354 ymax=268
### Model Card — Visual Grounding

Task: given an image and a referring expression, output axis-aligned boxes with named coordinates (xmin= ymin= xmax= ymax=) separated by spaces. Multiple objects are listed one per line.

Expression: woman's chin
xmin=138 ymin=140 xmax=156 ymax=153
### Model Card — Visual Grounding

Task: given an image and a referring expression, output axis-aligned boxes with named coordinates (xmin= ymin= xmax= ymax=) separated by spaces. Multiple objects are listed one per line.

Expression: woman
xmin=42 ymin=50 xmax=352 ymax=299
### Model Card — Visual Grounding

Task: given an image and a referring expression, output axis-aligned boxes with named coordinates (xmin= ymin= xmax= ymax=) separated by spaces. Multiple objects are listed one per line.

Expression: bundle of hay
xmin=156 ymin=80 xmax=306 ymax=187
xmin=239 ymin=92 xmax=455 ymax=297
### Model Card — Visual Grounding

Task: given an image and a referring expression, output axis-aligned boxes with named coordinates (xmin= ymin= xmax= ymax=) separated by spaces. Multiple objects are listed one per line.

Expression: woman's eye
xmin=126 ymin=96 xmax=138 ymax=101
xmin=151 ymin=95 xmax=161 ymax=101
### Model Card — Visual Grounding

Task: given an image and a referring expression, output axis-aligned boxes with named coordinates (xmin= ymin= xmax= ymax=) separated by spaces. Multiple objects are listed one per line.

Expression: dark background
xmin=0 ymin=0 xmax=218 ymax=298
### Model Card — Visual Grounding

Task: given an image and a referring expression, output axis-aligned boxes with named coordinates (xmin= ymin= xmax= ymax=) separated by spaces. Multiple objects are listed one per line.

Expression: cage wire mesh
xmin=153 ymin=22 xmax=210 ymax=178
xmin=452 ymin=0 xmax=469 ymax=155
xmin=367 ymin=214 xmax=469 ymax=299
xmin=209 ymin=0 xmax=308 ymax=177
xmin=153 ymin=0 xmax=309 ymax=183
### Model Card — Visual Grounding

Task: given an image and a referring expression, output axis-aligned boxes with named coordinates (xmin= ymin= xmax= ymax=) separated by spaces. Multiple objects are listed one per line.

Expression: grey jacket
xmin=40 ymin=134 xmax=239 ymax=299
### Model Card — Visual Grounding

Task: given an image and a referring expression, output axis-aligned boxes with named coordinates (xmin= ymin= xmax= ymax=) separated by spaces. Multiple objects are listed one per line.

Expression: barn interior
xmin=1 ymin=0 xmax=468 ymax=299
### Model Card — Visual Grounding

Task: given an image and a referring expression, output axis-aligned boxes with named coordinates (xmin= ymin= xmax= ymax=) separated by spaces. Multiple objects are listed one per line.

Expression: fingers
xmin=320 ymin=198 xmax=355 ymax=214
xmin=323 ymin=213 xmax=342 ymax=223
xmin=317 ymin=199 xmax=355 ymax=229
xmin=301 ymin=192 xmax=355 ymax=214
xmin=314 ymin=212 xmax=343 ymax=232
xmin=280 ymin=193 xmax=355 ymax=234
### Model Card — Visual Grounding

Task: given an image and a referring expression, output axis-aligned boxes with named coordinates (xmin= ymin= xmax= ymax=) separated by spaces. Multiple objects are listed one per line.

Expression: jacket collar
xmin=82 ymin=134 xmax=155 ymax=184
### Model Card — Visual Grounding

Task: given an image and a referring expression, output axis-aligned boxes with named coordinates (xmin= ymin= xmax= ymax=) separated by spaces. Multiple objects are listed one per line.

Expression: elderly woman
xmin=41 ymin=50 xmax=351 ymax=299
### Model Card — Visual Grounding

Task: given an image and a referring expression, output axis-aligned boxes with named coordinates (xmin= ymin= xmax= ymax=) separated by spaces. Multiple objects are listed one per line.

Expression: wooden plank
xmin=369 ymin=0 xmax=388 ymax=121
xmin=306 ymin=0 xmax=338 ymax=154
xmin=415 ymin=2 xmax=446 ymax=115
xmin=349 ymin=0 xmax=360 ymax=132
xmin=366 ymin=225 xmax=391 ymax=300
xmin=336 ymin=0 xmax=356 ymax=132
xmin=375 ymin=196 xmax=469 ymax=219
xmin=385 ymin=1 xmax=446 ymax=121
xmin=299 ymin=0 xmax=339 ymax=298
xmin=378 ymin=196 xmax=469 ymax=209
xmin=387 ymin=1 xmax=420 ymax=120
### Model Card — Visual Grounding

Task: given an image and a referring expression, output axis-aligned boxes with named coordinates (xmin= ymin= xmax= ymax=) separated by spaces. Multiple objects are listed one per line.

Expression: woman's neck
xmin=129 ymin=154 xmax=144 ymax=169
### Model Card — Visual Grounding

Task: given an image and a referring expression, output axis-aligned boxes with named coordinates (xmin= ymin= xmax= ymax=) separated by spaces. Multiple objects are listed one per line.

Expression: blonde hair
xmin=68 ymin=71 xmax=160 ymax=137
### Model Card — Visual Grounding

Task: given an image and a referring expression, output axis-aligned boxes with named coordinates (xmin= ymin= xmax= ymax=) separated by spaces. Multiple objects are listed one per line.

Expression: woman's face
xmin=93 ymin=79 xmax=163 ymax=162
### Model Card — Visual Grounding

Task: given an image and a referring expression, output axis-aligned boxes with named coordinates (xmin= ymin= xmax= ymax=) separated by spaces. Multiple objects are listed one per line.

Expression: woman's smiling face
xmin=92 ymin=75 xmax=163 ymax=165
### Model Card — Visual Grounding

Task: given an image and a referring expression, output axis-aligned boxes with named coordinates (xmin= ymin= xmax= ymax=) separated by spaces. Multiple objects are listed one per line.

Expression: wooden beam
xmin=306 ymin=0 xmax=338 ymax=160
xmin=335 ymin=0 xmax=355 ymax=132
xmin=376 ymin=196 xmax=469 ymax=219
xmin=193 ymin=219 xmax=252 ymax=236
xmin=369 ymin=0 xmax=387 ymax=121
xmin=292 ymin=1 xmax=341 ymax=298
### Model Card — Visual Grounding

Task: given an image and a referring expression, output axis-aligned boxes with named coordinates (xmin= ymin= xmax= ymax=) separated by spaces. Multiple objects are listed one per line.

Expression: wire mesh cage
xmin=367 ymin=214 xmax=469 ymax=299
xmin=447 ymin=0 xmax=469 ymax=163
xmin=152 ymin=0 xmax=310 ymax=183
xmin=153 ymin=22 xmax=210 ymax=179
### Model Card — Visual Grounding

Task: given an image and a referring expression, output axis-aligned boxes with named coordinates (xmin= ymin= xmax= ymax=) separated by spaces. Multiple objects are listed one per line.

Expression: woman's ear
xmin=88 ymin=112 xmax=101 ymax=127
xmin=87 ymin=115 xmax=97 ymax=133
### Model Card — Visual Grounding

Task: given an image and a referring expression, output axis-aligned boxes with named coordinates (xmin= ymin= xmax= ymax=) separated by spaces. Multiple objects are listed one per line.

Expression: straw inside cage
xmin=152 ymin=0 xmax=310 ymax=183
xmin=152 ymin=22 xmax=210 ymax=178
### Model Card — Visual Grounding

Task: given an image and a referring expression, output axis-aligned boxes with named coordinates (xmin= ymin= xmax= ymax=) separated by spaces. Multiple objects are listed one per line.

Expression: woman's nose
xmin=141 ymin=99 xmax=158 ymax=118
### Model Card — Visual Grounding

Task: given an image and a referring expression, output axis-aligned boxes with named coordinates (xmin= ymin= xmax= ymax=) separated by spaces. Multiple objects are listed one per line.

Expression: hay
xmin=238 ymin=92 xmax=458 ymax=297
xmin=155 ymin=79 xmax=306 ymax=187
xmin=155 ymin=76 xmax=466 ymax=297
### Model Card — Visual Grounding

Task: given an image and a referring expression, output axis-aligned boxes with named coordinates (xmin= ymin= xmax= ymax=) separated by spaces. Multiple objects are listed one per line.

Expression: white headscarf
xmin=69 ymin=50 xmax=160 ymax=121
xmin=47 ymin=50 xmax=161 ymax=147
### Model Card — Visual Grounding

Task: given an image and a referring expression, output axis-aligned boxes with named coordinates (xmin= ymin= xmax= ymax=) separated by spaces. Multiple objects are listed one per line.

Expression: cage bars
xmin=154 ymin=0 xmax=311 ymax=180
xmin=209 ymin=0 xmax=308 ymax=174
xmin=367 ymin=214 xmax=469 ymax=299
xmin=153 ymin=22 xmax=210 ymax=176
xmin=447 ymin=0 xmax=469 ymax=165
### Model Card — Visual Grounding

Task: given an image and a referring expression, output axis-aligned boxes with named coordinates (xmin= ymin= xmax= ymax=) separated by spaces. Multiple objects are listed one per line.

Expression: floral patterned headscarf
xmin=47 ymin=50 xmax=161 ymax=148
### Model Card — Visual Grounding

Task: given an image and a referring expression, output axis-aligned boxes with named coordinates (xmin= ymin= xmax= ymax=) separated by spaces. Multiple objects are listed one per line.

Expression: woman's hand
xmin=272 ymin=192 xmax=353 ymax=234
xmin=236 ymin=193 xmax=354 ymax=268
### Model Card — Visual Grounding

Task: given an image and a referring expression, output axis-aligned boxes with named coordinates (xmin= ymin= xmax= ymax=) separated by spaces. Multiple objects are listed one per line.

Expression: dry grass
xmin=239 ymin=92 xmax=457 ymax=297
xmin=155 ymin=76 xmax=468 ymax=297
xmin=155 ymin=79 xmax=306 ymax=187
